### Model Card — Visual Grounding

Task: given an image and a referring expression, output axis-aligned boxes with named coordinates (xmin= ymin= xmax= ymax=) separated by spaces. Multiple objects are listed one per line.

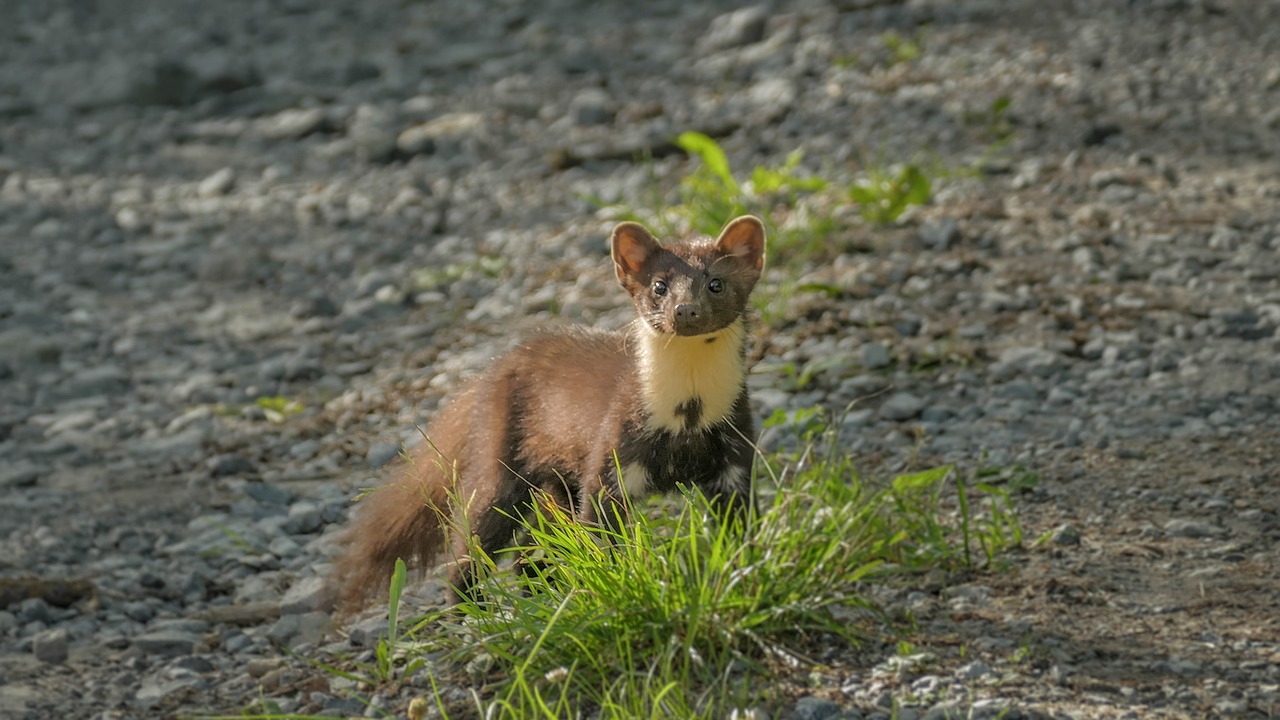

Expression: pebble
xmin=568 ymin=88 xmax=615 ymax=126
xmin=260 ymin=107 xmax=326 ymax=140
xmin=920 ymin=219 xmax=961 ymax=250
xmin=210 ymin=454 xmax=256 ymax=477
xmin=366 ymin=442 xmax=402 ymax=468
xmin=880 ymin=393 xmax=925 ymax=421
xmin=279 ymin=576 xmax=327 ymax=615
xmin=132 ymin=630 xmax=202 ymax=657
xmin=791 ymin=696 xmax=842 ymax=720
xmin=284 ymin=501 xmax=323 ymax=535
xmin=135 ymin=676 xmax=205 ymax=708
xmin=700 ymin=6 xmax=768 ymax=52
xmin=1050 ymin=524 xmax=1082 ymax=546
xmin=32 ymin=628 xmax=69 ymax=663
xmin=350 ymin=104 xmax=398 ymax=162
xmin=1164 ymin=519 xmax=1228 ymax=538
xmin=0 ymin=460 xmax=41 ymax=488
xmin=197 ymin=168 xmax=235 ymax=198
xmin=347 ymin=616 xmax=389 ymax=648
xmin=245 ymin=482 xmax=294 ymax=506
xmin=955 ymin=660 xmax=994 ymax=681
xmin=265 ymin=612 xmax=329 ymax=647
xmin=861 ymin=342 xmax=892 ymax=370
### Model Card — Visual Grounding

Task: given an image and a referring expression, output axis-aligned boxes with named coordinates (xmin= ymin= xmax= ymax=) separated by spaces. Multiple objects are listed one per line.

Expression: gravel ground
xmin=1 ymin=0 xmax=1278 ymax=718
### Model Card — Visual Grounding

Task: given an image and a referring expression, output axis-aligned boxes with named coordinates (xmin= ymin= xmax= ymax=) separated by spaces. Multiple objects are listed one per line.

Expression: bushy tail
xmin=327 ymin=394 xmax=474 ymax=613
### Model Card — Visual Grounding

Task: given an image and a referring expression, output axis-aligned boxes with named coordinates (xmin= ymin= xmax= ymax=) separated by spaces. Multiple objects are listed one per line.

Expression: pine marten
xmin=330 ymin=215 xmax=766 ymax=610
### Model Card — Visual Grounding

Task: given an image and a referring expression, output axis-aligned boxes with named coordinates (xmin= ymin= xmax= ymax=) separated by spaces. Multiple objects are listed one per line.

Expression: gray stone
xmin=33 ymin=628 xmax=69 ymax=663
xmin=955 ymin=660 xmax=994 ymax=680
xmin=998 ymin=381 xmax=1040 ymax=400
xmin=319 ymin=498 xmax=349 ymax=525
xmin=223 ymin=632 xmax=255 ymax=653
xmin=283 ymin=355 xmax=323 ymax=381
xmin=44 ymin=410 xmax=99 ymax=437
xmin=323 ymin=697 xmax=368 ymax=717
xmin=1164 ymin=519 xmax=1227 ymax=538
xmin=14 ymin=598 xmax=51 ymax=625
xmin=266 ymin=613 xmax=300 ymax=644
xmin=233 ymin=573 xmax=283 ymax=604
xmin=840 ymin=409 xmax=874 ymax=429
xmin=366 ymin=442 xmax=402 ymax=468
xmin=134 ymin=676 xmax=203 ymax=708
xmin=348 ymin=616 xmax=389 ymax=648
xmin=920 ymin=219 xmax=961 ymax=250
xmin=861 ymin=342 xmax=892 ymax=370
xmin=294 ymin=611 xmax=331 ymax=647
xmin=922 ymin=705 xmax=966 ymax=720
xmin=265 ymin=611 xmax=330 ymax=648
xmin=268 ymin=535 xmax=301 ymax=558
xmin=289 ymin=439 xmax=321 ymax=461
xmin=279 ymin=576 xmax=327 ymax=615
xmin=968 ymin=699 xmax=1012 ymax=720
xmin=292 ymin=294 xmax=340 ymax=319
xmin=133 ymin=428 xmax=205 ymax=463
xmin=0 ymin=460 xmax=41 ymax=488
xmin=48 ymin=365 xmax=130 ymax=402
xmin=197 ymin=167 xmax=235 ymax=197
xmin=133 ymin=630 xmax=201 ymax=657
xmin=260 ymin=107 xmax=326 ymax=140
xmin=746 ymin=78 xmax=797 ymax=123
xmin=880 ymin=393 xmax=925 ymax=421
xmin=394 ymin=112 xmax=482 ymax=158
xmin=920 ymin=407 xmax=954 ymax=423
xmin=209 ymin=453 xmax=255 ymax=477
xmin=284 ymin=501 xmax=322 ymax=534
xmin=350 ymin=105 xmax=399 ymax=162
xmin=701 ymin=6 xmax=768 ymax=52
xmin=170 ymin=656 xmax=216 ymax=674
xmin=894 ymin=316 xmax=923 ymax=337
xmin=1050 ymin=524 xmax=1082 ymax=546
xmin=998 ymin=346 xmax=1063 ymax=377
xmin=0 ymin=327 xmax=63 ymax=365
xmin=238 ymin=552 xmax=282 ymax=571
xmin=910 ymin=674 xmax=944 ymax=695
xmin=842 ymin=374 xmax=890 ymax=397
xmin=792 ymin=695 xmax=842 ymax=720
xmin=245 ymin=482 xmax=293 ymax=505
xmin=150 ymin=619 xmax=210 ymax=634
xmin=122 ymin=601 xmax=156 ymax=623
xmin=568 ymin=88 xmax=615 ymax=126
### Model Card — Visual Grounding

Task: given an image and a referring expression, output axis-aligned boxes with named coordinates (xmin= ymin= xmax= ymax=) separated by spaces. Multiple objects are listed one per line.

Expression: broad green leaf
xmin=676 ymin=131 xmax=739 ymax=194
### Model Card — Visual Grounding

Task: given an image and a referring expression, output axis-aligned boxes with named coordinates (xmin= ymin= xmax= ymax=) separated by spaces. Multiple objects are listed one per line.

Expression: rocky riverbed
xmin=1 ymin=0 xmax=1278 ymax=718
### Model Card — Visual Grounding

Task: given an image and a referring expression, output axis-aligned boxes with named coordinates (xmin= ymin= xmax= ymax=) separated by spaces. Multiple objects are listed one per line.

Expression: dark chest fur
xmin=615 ymin=391 xmax=755 ymax=495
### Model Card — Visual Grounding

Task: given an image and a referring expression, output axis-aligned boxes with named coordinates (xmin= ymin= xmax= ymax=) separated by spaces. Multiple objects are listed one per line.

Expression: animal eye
xmin=653 ymin=280 xmax=668 ymax=296
xmin=708 ymin=278 xmax=724 ymax=294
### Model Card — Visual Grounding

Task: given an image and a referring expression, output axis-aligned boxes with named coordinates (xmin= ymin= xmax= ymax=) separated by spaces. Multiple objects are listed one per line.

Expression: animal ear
xmin=611 ymin=221 xmax=661 ymax=282
xmin=714 ymin=215 xmax=766 ymax=272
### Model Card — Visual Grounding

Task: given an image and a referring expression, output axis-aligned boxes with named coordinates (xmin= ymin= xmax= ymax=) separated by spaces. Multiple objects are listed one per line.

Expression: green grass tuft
xmin=847 ymin=164 xmax=932 ymax=225
xmin=402 ymin=410 xmax=1026 ymax=718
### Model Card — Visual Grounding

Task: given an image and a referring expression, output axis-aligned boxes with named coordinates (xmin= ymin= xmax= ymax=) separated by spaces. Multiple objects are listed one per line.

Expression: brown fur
xmin=329 ymin=216 xmax=766 ymax=611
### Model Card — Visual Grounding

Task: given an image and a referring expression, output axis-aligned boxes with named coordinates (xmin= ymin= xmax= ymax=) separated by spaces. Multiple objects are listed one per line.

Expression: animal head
xmin=611 ymin=216 xmax=766 ymax=337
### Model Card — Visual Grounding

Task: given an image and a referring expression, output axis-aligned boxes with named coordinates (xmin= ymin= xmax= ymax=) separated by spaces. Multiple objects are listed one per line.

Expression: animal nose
xmin=675 ymin=304 xmax=698 ymax=320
